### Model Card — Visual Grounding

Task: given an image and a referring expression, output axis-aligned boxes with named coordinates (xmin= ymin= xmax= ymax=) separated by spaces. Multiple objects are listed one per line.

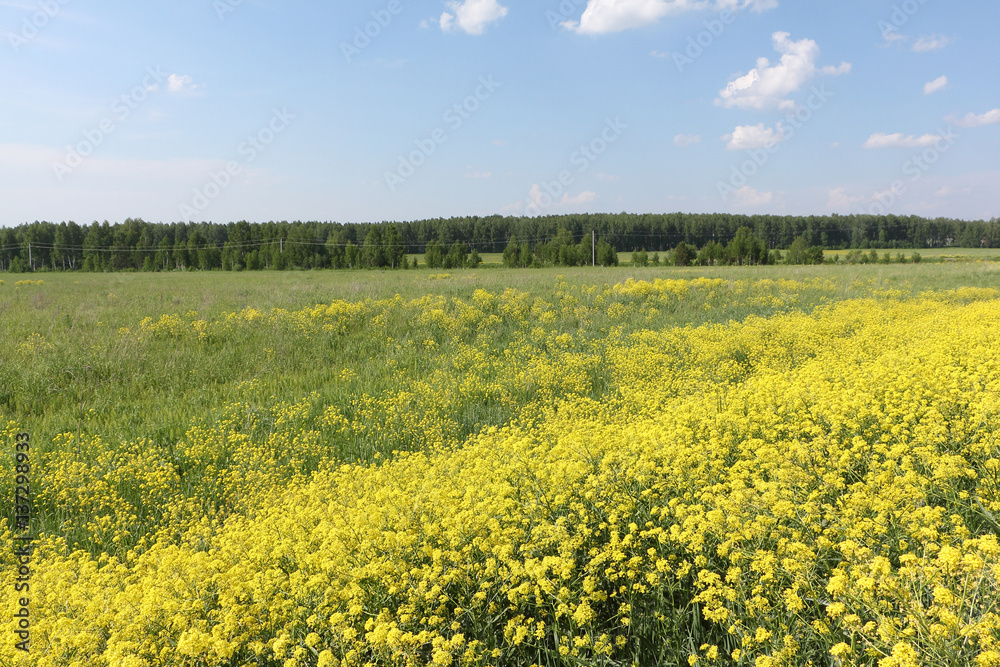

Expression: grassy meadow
xmin=2 ymin=261 xmax=1000 ymax=666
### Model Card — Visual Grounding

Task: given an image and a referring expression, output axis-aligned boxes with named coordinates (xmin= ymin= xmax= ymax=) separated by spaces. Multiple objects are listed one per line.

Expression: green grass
xmin=405 ymin=252 xmax=505 ymax=266
xmin=4 ymin=261 xmax=995 ymax=442
xmin=2 ymin=261 xmax=998 ymax=552
xmin=825 ymin=247 xmax=1000 ymax=261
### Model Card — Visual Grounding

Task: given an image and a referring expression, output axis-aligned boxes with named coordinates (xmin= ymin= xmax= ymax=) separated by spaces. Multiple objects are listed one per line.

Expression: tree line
xmin=0 ymin=213 xmax=996 ymax=272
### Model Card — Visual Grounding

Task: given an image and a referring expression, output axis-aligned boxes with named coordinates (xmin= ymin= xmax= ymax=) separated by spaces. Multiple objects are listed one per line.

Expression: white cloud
xmin=722 ymin=123 xmax=785 ymax=150
xmin=673 ymin=133 xmax=701 ymax=147
xmin=934 ymin=186 xmax=972 ymax=198
xmin=913 ymin=35 xmax=949 ymax=52
xmin=730 ymin=185 xmax=773 ymax=207
xmin=947 ymin=109 xmax=1000 ymax=128
xmin=863 ymin=133 xmax=943 ymax=149
xmin=719 ymin=0 xmax=777 ymax=10
xmin=562 ymin=191 xmax=597 ymax=205
xmin=826 ymin=186 xmax=862 ymax=210
xmin=167 ymin=74 xmax=200 ymax=94
xmin=883 ymin=33 xmax=949 ymax=52
xmin=528 ymin=184 xmax=545 ymax=207
xmin=596 ymin=173 xmax=621 ymax=181
xmin=492 ymin=138 xmax=508 ymax=146
xmin=881 ymin=30 xmax=907 ymax=46
xmin=923 ymin=75 xmax=948 ymax=95
xmin=465 ymin=171 xmax=492 ymax=179
xmin=562 ymin=0 xmax=776 ymax=36
xmin=439 ymin=0 xmax=508 ymax=35
xmin=715 ymin=32 xmax=850 ymax=111
xmin=526 ymin=184 xmax=597 ymax=210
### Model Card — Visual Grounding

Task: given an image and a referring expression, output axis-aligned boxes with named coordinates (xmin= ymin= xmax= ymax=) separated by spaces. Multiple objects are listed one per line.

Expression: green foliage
xmin=443 ymin=241 xmax=468 ymax=270
xmin=425 ymin=240 xmax=445 ymax=269
xmin=673 ymin=242 xmax=692 ymax=267
xmin=2 ymin=214 xmax=997 ymax=274
xmin=502 ymin=236 xmax=521 ymax=268
xmin=725 ymin=227 xmax=771 ymax=266
xmin=785 ymin=236 xmax=825 ymax=265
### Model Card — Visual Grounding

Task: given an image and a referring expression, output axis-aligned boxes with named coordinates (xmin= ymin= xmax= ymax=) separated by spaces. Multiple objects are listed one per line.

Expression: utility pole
xmin=28 ymin=242 xmax=32 ymax=271
xmin=592 ymin=230 xmax=596 ymax=267
xmin=280 ymin=238 xmax=284 ymax=254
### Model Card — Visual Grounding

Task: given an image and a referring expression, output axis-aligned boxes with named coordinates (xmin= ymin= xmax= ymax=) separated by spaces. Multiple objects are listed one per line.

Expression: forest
xmin=1 ymin=212 xmax=997 ymax=272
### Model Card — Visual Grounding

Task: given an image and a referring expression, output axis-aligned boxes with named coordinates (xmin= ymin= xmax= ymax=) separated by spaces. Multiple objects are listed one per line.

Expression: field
xmin=409 ymin=248 xmax=1000 ymax=269
xmin=3 ymin=262 xmax=1000 ymax=667
xmin=824 ymin=248 xmax=1000 ymax=262
xmin=406 ymin=254 xmax=506 ymax=267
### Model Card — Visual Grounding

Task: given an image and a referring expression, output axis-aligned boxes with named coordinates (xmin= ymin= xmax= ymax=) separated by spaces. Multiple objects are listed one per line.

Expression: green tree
xmin=362 ymin=226 xmax=386 ymax=268
xmin=344 ymin=241 xmax=360 ymax=269
xmin=673 ymin=242 xmax=692 ymax=267
xmin=384 ymin=225 xmax=406 ymax=269
xmin=596 ymin=239 xmax=618 ymax=266
xmin=425 ymin=241 xmax=445 ymax=269
xmin=785 ymin=236 xmax=808 ymax=265
xmin=519 ymin=242 xmax=533 ymax=268
xmin=502 ymin=236 xmax=520 ymax=268
xmin=725 ymin=227 xmax=769 ymax=266
xmin=444 ymin=241 xmax=467 ymax=269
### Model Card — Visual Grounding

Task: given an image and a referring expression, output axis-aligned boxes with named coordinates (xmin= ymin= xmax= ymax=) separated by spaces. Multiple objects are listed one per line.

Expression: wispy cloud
xmin=730 ymin=185 xmax=773 ymax=207
xmin=167 ymin=74 xmax=201 ymax=94
xmin=825 ymin=186 xmax=863 ymax=211
xmin=913 ymin=35 xmax=950 ymax=52
xmin=863 ymin=133 xmax=943 ymax=149
xmin=673 ymin=133 xmax=701 ymax=147
xmin=947 ymin=109 xmax=1000 ymax=128
xmin=923 ymin=75 xmax=948 ymax=95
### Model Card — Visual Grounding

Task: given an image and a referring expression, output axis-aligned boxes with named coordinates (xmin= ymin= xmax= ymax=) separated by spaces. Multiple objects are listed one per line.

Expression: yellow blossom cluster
xmin=2 ymin=278 xmax=1000 ymax=666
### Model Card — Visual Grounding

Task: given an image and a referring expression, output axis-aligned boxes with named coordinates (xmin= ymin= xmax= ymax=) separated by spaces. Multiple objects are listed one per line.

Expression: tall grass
xmin=1 ymin=261 xmax=998 ymax=552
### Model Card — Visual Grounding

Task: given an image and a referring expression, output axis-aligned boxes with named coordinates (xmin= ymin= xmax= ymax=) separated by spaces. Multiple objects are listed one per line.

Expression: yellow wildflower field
xmin=2 ymin=269 xmax=1000 ymax=666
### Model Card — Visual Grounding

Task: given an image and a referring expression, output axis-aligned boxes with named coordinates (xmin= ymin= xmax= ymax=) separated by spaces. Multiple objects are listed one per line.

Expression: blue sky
xmin=1 ymin=0 xmax=997 ymax=227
